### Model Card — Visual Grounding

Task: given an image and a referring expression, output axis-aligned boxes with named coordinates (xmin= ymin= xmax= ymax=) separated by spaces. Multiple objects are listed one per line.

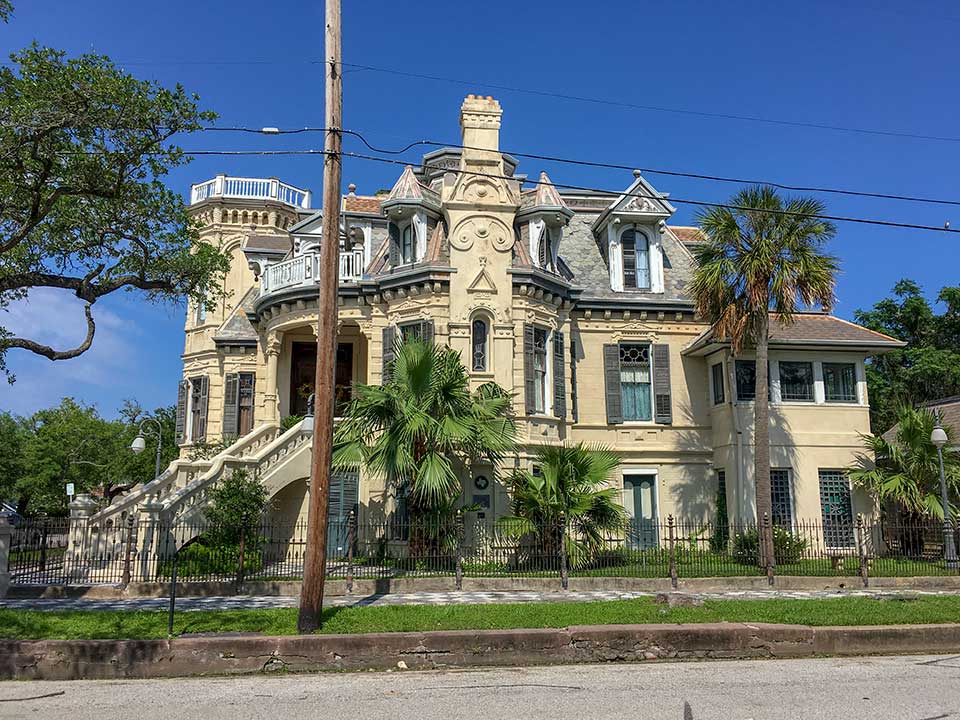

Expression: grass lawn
xmin=3 ymin=595 xmax=960 ymax=641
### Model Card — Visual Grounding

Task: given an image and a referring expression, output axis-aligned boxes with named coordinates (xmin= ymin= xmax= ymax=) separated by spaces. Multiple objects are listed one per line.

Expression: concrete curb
xmin=10 ymin=574 xmax=960 ymax=599
xmin=3 ymin=622 xmax=960 ymax=681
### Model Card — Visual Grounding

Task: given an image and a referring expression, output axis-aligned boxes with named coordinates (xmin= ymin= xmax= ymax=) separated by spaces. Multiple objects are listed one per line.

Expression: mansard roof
xmin=684 ymin=312 xmax=907 ymax=355
xmin=558 ymin=213 xmax=697 ymax=306
xmin=343 ymin=194 xmax=383 ymax=215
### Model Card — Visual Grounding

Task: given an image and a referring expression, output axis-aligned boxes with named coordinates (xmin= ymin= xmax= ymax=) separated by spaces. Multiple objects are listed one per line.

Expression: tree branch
xmin=4 ymin=303 xmax=96 ymax=360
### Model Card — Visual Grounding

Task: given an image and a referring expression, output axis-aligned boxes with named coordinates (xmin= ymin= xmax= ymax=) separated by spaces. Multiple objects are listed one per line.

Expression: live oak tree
xmin=854 ymin=280 xmax=960 ymax=434
xmin=0 ymin=34 xmax=229 ymax=379
xmin=691 ymin=186 xmax=839 ymax=569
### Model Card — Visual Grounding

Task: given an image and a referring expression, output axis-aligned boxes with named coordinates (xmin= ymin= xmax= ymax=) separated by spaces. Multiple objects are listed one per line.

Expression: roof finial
xmin=347 ymin=183 xmax=357 ymax=196
xmin=633 ymin=169 xmax=642 ymax=178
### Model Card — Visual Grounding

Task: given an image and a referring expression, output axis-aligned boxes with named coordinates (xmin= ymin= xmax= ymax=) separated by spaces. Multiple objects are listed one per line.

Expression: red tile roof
xmin=667 ymin=226 xmax=708 ymax=244
xmin=343 ymin=195 xmax=382 ymax=214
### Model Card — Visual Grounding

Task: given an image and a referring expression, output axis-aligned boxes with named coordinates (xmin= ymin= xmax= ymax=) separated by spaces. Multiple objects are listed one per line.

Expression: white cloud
xmin=0 ymin=288 xmax=161 ymax=416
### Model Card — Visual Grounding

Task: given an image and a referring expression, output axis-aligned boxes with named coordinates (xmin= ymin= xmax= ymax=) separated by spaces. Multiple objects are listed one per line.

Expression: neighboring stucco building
xmin=94 ymin=96 xmax=904 ymax=546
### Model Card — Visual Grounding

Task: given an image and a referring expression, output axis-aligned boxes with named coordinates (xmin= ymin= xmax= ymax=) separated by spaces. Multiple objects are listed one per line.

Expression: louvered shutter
xmin=523 ymin=325 xmax=536 ymax=415
xmin=245 ymin=373 xmax=256 ymax=429
xmin=381 ymin=326 xmax=396 ymax=384
xmin=175 ymin=380 xmax=188 ymax=444
xmin=603 ymin=344 xmax=623 ymax=425
xmin=553 ymin=330 xmax=566 ymax=419
xmin=420 ymin=320 xmax=435 ymax=345
xmin=196 ymin=376 xmax=210 ymax=441
xmin=388 ymin=223 xmax=400 ymax=267
xmin=222 ymin=373 xmax=239 ymax=438
xmin=652 ymin=343 xmax=673 ymax=425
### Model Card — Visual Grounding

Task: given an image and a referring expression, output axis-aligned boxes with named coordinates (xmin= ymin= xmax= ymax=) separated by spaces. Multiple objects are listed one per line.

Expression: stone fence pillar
xmin=64 ymin=494 xmax=98 ymax=582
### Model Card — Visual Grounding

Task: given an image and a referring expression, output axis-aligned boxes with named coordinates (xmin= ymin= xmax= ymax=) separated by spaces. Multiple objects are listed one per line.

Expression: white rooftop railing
xmin=259 ymin=249 xmax=365 ymax=297
xmin=190 ymin=174 xmax=311 ymax=208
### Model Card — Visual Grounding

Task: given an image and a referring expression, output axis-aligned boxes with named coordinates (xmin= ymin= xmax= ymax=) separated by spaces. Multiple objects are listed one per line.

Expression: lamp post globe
xmin=931 ymin=414 xmax=958 ymax=570
xmin=130 ymin=435 xmax=147 ymax=454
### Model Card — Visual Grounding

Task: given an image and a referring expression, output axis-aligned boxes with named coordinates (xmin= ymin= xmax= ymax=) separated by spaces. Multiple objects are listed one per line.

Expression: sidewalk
xmin=5 ymin=587 xmax=960 ymax=612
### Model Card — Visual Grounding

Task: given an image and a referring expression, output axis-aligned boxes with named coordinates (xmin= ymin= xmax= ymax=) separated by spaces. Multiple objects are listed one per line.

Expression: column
xmin=265 ymin=333 xmax=281 ymax=423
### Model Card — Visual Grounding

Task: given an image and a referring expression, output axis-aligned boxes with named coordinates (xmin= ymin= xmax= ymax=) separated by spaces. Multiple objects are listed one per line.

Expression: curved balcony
xmin=190 ymin=174 xmax=312 ymax=208
xmin=259 ymin=249 xmax=366 ymax=298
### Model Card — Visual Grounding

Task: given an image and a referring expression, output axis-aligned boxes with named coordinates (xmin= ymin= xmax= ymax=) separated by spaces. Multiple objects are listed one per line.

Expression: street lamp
xmin=301 ymin=393 xmax=316 ymax=434
xmin=130 ymin=417 xmax=164 ymax=480
xmin=931 ymin=412 xmax=958 ymax=570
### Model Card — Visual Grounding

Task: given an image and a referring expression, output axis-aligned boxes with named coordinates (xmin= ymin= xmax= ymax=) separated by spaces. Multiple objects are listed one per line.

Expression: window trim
xmin=471 ymin=316 xmax=490 ymax=373
xmin=770 ymin=468 xmax=795 ymax=529
xmin=618 ymin=342 xmax=653 ymax=422
xmin=531 ymin=326 xmax=550 ymax=415
xmin=778 ymin=360 xmax=815 ymax=403
xmin=399 ymin=223 xmax=415 ymax=265
xmin=818 ymin=468 xmax=855 ymax=549
xmin=822 ymin=361 xmax=859 ymax=404
xmin=619 ymin=227 xmax=651 ymax=290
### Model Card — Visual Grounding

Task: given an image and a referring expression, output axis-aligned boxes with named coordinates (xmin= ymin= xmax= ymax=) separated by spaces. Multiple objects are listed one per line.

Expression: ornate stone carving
xmin=450 ymin=215 xmax=512 ymax=252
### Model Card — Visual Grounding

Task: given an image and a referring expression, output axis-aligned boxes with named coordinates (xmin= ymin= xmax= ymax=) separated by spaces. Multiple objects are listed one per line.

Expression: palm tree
xmin=333 ymin=338 xmax=516 ymax=545
xmin=691 ymin=186 xmax=839 ymax=567
xmin=849 ymin=405 xmax=960 ymax=554
xmin=498 ymin=444 xmax=627 ymax=567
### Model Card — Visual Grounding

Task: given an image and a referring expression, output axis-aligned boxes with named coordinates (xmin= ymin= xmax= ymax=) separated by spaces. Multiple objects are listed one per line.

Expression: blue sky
xmin=2 ymin=0 xmax=958 ymax=417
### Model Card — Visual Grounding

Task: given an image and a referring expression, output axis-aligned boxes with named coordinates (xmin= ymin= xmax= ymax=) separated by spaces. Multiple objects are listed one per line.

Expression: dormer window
xmin=621 ymin=228 xmax=650 ymax=290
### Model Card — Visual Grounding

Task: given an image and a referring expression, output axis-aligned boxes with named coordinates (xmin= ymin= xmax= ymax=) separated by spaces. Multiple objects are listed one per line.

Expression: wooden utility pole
xmin=297 ymin=0 xmax=341 ymax=633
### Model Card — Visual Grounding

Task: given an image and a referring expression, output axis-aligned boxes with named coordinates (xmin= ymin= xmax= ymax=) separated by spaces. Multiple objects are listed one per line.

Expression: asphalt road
xmin=2 ymin=655 xmax=959 ymax=720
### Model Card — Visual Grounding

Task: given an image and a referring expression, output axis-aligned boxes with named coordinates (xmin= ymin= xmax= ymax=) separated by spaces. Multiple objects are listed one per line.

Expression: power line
xmin=159 ymin=144 xmax=956 ymax=234
xmin=336 ymin=61 xmax=960 ymax=145
xmin=6 ymin=55 xmax=960 ymax=144
xmin=181 ymin=126 xmax=960 ymax=207
xmin=340 ymin=149 xmax=958 ymax=234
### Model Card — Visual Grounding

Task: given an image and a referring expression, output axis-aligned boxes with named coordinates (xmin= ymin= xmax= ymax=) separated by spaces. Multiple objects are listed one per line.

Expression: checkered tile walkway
xmin=4 ymin=588 xmax=960 ymax=612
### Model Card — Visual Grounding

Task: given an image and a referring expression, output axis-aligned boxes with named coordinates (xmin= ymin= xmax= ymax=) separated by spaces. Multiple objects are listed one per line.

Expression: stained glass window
xmin=472 ymin=318 xmax=488 ymax=372
xmin=619 ymin=344 xmax=652 ymax=421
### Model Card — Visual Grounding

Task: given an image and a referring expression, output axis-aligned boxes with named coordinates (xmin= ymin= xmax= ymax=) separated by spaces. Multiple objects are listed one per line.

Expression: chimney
xmin=459 ymin=95 xmax=503 ymax=171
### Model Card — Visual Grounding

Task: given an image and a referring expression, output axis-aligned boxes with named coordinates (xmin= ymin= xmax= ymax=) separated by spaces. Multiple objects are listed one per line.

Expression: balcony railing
xmin=260 ymin=249 xmax=365 ymax=297
xmin=190 ymin=174 xmax=311 ymax=208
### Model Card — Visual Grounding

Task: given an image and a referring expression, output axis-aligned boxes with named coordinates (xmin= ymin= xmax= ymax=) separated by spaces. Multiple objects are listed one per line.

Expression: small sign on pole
xmin=66 ymin=482 xmax=75 ymax=499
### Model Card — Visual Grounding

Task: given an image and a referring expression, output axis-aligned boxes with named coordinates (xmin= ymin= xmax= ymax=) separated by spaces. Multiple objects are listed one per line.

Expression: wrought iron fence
xmin=7 ymin=514 xmax=960 ymax=588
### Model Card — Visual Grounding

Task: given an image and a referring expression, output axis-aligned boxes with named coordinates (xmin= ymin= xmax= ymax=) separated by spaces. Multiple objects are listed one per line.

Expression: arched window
xmin=401 ymin=224 xmax=415 ymax=264
xmin=620 ymin=228 xmax=650 ymax=289
xmin=472 ymin=317 xmax=489 ymax=372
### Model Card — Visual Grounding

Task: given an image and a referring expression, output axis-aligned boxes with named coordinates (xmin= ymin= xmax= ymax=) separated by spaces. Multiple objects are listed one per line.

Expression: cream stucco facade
xmin=166 ymin=96 xmax=903 ymax=537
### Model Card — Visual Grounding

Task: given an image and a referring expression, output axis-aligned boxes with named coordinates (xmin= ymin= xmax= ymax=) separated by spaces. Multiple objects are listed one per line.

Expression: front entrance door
xmin=290 ymin=342 xmax=354 ymax=417
xmin=623 ymin=474 xmax=658 ymax=549
xmin=290 ymin=342 xmax=316 ymax=417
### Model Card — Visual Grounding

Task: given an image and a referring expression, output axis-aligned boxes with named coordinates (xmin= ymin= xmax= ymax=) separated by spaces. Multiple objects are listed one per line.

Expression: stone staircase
xmin=78 ymin=419 xmax=314 ymax=569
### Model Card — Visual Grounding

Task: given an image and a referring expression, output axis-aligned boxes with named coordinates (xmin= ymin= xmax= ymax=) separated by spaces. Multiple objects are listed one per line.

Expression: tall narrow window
xmin=538 ymin=227 xmax=554 ymax=272
xmin=823 ymin=362 xmax=857 ymax=403
xmin=400 ymin=224 xmax=414 ymax=264
xmin=770 ymin=469 xmax=793 ymax=527
xmin=472 ymin=318 xmax=489 ymax=372
xmin=195 ymin=301 xmax=206 ymax=325
xmin=532 ymin=327 xmax=548 ymax=413
xmin=819 ymin=469 xmax=854 ymax=547
xmin=619 ymin=344 xmax=652 ymax=421
xmin=711 ymin=362 xmax=725 ymax=405
xmin=620 ymin=228 xmax=650 ymax=290
xmin=237 ymin=373 xmax=255 ymax=436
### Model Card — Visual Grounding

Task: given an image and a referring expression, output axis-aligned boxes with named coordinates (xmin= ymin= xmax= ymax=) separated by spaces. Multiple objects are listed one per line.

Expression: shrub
xmin=157 ymin=540 xmax=264 ymax=579
xmin=280 ymin=414 xmax=304 ymax=433
xmin=732 ymin=526 xmax=808 ymax=565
